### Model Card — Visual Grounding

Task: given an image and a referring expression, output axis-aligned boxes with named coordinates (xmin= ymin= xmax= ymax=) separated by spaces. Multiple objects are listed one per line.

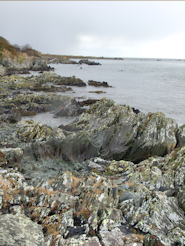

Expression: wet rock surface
xmin=0 ymin=73 xmax=185 ymax=245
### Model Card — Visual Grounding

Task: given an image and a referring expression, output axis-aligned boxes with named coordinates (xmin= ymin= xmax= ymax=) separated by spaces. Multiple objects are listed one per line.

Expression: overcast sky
xmin=0 ymin=1 xmax=185 ymax=59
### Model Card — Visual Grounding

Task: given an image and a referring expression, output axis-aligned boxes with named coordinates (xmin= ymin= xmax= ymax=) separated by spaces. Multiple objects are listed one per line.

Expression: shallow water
xmin=22 ymin=112 xmax=77 ymax=128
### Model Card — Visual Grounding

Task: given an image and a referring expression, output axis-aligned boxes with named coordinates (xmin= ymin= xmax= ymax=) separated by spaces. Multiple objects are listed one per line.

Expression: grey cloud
xmin=0 ymin=1 xmax=185 ymax=58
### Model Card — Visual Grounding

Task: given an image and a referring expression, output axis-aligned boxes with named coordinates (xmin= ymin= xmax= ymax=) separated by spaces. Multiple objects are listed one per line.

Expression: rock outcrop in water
xmin=78 ymin=59 xmax=102 ymax=65
xmin=88 ymin=80 xmax=112 ymax=87
xmin=0 ymin=70 xmax=185 ymax=245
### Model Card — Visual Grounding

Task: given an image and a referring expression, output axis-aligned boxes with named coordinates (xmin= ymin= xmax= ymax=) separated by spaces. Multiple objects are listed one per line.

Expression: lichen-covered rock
xmin=74 ymin=174 xmax=119 ymax=212
xmin=48 ymin=234 xmax=101 ymax=246
xmin=0 ymin=112 xmax=21 ymax=123
xmin=60 ymin=99 xmax=178 ymax=163
xmin=0 ymin=64 xmax=6 ymax=76
xmin=0 ymin=74 xmax=185 ymax=246
xmin=99 ymin=227 xmax=125 ymax=246
xmin=34 ymin=72 xmax=86 ymax=87
xmin=0 ymin=212 xmax=45 ymax=246
xmin=177 ymin=124 xmax=185 ymax=147
xmin=17 ymin=120 xmax=65 ymax=142
xmin=119 ymin=187 xmax=185 ymax=245
xmin=0 ymin=73 xmax=70 ymax=92
xmin=0 ymin=146 xmax=185 ymax=245
xmin=1 ymin=93 xmax=82 ymax=117
xmin=0 ymin=147 xmax=23 ymax=166
xmin=88 ymin=80 xmax=111 ymax=87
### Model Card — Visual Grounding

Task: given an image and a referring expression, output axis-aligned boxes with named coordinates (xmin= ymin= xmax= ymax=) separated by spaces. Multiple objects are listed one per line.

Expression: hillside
xmin=0 ymin=37 xmax=51 ymax=75
xmin=0 ymin=37 xmax=42 ymax=61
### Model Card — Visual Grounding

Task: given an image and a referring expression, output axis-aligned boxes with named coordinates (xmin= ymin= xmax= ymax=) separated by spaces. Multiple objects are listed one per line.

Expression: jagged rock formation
xmin=59 ymin=98 xmax=178 ymax=163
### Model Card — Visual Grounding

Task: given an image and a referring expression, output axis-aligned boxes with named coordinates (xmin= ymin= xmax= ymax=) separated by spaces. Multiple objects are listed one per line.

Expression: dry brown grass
xmin=0 ymin=178 xmax=22 ymax=208
xmin=43 ymin=222 xmax=60 ymax=236
xmin=125 ymin=181 xmax=134 ymax=186
xmin=132 ymin=233 xmax=145 ymax=241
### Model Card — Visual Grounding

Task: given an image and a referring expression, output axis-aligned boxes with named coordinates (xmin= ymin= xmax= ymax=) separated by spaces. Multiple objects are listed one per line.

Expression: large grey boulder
xmin=60 ymin=99 xmax=178 ymax=163
xmin=0 ymin=210 xmax=45 ymax=246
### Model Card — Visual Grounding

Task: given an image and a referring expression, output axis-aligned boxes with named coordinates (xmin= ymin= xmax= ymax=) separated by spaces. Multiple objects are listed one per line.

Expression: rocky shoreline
xmin=0 ymin=73 xmax=185 ymax=245
xmin=0 ymin=39 xmax=185 ymax=245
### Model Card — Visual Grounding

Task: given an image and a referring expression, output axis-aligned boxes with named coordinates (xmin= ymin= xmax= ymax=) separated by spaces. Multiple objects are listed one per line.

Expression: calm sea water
xmin=51 ymin=58 xmax=185 ymax=126
xmin=23 ymin=58 xmax=185 ymax=127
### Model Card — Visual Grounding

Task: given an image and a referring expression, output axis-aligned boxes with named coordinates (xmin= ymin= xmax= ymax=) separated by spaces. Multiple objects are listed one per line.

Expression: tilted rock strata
xmin=60 ymin=98 xmax=178 ymax=163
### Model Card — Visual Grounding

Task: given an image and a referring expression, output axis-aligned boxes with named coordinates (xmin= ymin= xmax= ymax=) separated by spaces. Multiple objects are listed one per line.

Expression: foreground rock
xmin=0 ymin=207 xmax=45 ymax=246
xmin=1 ymin=146 xmax=185 ymax=245
xmin=0 ymin=96 xmax=185 ymax=245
